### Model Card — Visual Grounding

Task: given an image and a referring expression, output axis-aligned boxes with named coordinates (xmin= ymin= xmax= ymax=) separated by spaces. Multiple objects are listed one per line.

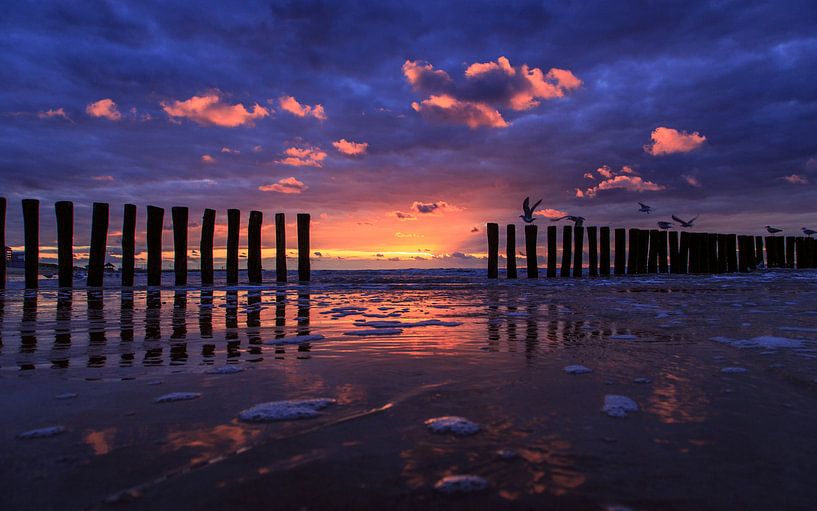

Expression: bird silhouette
xmin=765 ymin=226 xmax=783 ymax=234
xmin=657 ymin=221 xmax=673 ymax=230
xmin=638 ymin=202 xmax=655 ymax=214
xmin=520 ymin=197 xmax=543 ymax=223
xmin=671 ymin=214 xmax=698 ymax=228
xmin=551 ymin=215 xmax=585 ymax=226
xmin=803 ymin=227 xmax=816 ymax=237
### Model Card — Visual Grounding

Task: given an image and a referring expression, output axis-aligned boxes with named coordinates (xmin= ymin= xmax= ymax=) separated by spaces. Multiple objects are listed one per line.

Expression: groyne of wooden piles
xmin=0 ymin=197 xmax=311 ymax=289
xmin=485 ymin=222 xmax=817 ymax=278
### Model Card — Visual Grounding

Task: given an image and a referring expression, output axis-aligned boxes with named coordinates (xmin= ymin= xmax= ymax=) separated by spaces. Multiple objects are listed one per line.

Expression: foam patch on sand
xmin=711 ymin=336 xmax=803 ymax=349
xmin=564 ymin=365 xmax=593 ymax=374
xmin=263 ymin=334 xmax=325 ymax=345
xmin=425 ymin=416 xmax=480 ymax=436
xmin=239 ymin=398 xmax=336 ymax=422
xmin=206 ymin=366 xmax=243 ymax=374
xmin=154 ymin=392 xmax=201 ymax=403
xmin=344 ymin=328 xmax=403 ymax=336
xmin=18 ymin=426 xmax=66 ymax=439
xmin=433 ymin=475 xmax=488 ymax=493
xmin=55 ymin=393 xmax=78 ymax=400
xmin=602 ymin=395 xmax=639 ymax=417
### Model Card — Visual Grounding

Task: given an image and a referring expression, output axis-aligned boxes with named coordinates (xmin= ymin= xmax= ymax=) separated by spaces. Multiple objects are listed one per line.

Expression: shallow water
xmin=2 ymin=270 xmax=817 ymax=510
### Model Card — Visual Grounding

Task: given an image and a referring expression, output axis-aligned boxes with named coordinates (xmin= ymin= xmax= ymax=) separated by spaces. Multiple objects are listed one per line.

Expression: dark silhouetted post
xmin=200 ymin=208 xmax=215 ymax=285
xmin=573 ymin=225 xmax=583 ymax=277
xmin=547 ymin=225 xmax=557 ymax=278
xmin=525 ymin=224 xmax=538 ymax=279
xmin=487 ymin=222 xmax=499 ymax=279
xmin=248 ymin=211 xmax=262 ymax=283
xmin=637 ymin=230 xmax=650 ymax=274
xmin=717 ymin=234 xmax=728 ymax=273
xmin=172 ymin=207 xmax=188 ymax=286
xmin=146 ymin=205 xmax=164 ymax=286
xmin=614 ymin=228 xmax=626 ymax=275
xmin=87 ymin=202 xmax=109 ymax=287
xmin=785 ymin=236 xmax=795 ymax=268
xmin=777 ymin=236 xmax=786 ymax=268
xmin=55 ymin=201 xmax=73 ymax=288
xmin=678 ymin=232 xmax=690 ymax=274
xmin=506 ymin=224 xmax=517 ymax=279
xmin=764 ymin=236 xmax=776 ymax=267
xmin=738 ymin=235 xmax=749 ymax=272
xmin=647 ymin=229 xmax=659 ymax=273
xmin=276 ymin=213 xmax=287 ymax=282
xmin=669 ymin=231 xmax=679 ymax=273
xmin=22 ymin=199 xmax=39 ymax=289
xmin=560 ymin=226 xmax=572 ymax=277
xmin=588 ymin=226 xmax=598 ymax=276
xmin=726 ymin=234 xmax=738 ymax=273
xmin=746 ymin=236 xmax=757 ymax=271
xmin=226 ymin=209 xmax=240 ymax=284
xmin=297 ymin=213 xmax=310 ymax=281
xmin=600 ymin=227 xmax=611 ymax=276
xmin=754 ymin=236 xmax=764 ymax=268
xmin=627 ymin=228 xmax=639 ymax=274
xmin=795 ymin=237 xmax=805 ymax=269
xmin=658 ymin=231 xmax=668 ymax=273
xmin=0 ymin=197 xmax=5 ymax=288
xmin=707 ymin=234 xmax=718 ymax=273
xmin=122 ymin=204 xmax=136 ymax=287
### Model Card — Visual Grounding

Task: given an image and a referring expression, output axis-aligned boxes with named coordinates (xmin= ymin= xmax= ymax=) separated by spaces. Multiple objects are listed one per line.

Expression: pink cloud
xmin=583 ymin=172 xmax=595 ymax=179
xmin=220 ymin=146 xmax=239 ymax=154
xmin=278 ymin=96 xmax=327 ymax=121
xmin=683 ymin=174 xmax=702 ymax=187
xmin=332 ymin=139 xmax=369 ymax=156
xmin=644 ymin=127 xmax=706 ymax=156
xmin=91 ymin=175 xmax=114 ymax=182
xmin=258 ymin=177 xmax=308 ymax=194
xmin=577 ymin=165 xmax=666 ymax=198
xmin=86 ymin=99 xmax=122 ymax=120
xmin=201 ymin=154 xmax=215 ymax=164
xmin=162 ymin=93 xmax=269 ymax=127
xmin=402 ymin=60 xmax=453 ymax=91
xmin=410 ymin=200 xmax=461 ymax=215
xmin=465 ymin=56 xmax=515 ymax=78
xmin=534 ymin=208 xmax=568 ymax=218
xmin=783 ymin=174 xmax=808 ymax=184
xmin=276 ymin=146 xmax=327 ymax=167
xmin=392 ymin=211 xmax=417 ymax=221
xmin=411 ymin=95 xmax=507 ymax=129
xmin=38 ymin=108 xmax=70 ymax=121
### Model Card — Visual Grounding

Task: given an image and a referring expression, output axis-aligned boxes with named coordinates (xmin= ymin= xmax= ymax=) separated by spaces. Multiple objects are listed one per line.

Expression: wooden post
xmin=546 ymin=225 xmax=557 ymax=278
xmin=87 ymin=202 xmax=109 ymax=287
xmin=226 ymin=209 xmax=240 ymax=284
xmin=754 ymin=236 xmax=764 ymax=268
xmin=275 ymin=213 xmax=287 ymax=282
xmin=669 ymin=231 xmax=679 ymax=273
xmin=587 ymin=226 xmax=598 ymax=276
xmin=297 ymin=213 xmax=310 ymax=281
xmin=122 ymin=204 xmax=136 ymax=287
xmin=248 ymin=210 xmax=263 ymax=283
xmin=22 ymin=199 xmax=39 ymax=289
xmin=726 ymin=234 xmax=738 ymax=273
xmin=172 ymin=207 xmax=188 ymax=286
xmin=487 ymin=222 xmax=499 ymax=279
xmin=0 ymin=197 xmax=5 ymax=289
xmin=647 ymin=229 xmax=659 ymax=273
xmin=560 ymin=226 xmax=572 ymax=277
xmin=600 ymin=227 xmax=610 ymax=275
xmin=777 ymin=237 xmax=786 ymax=268
xmin=572 ymin=225 xmax=583 ymax=277
xmin=627 ymin=228 xmax=639 ymax=274
xmin=738 ymin=235 xmax=749 ymax=272
xmin=637 ymin=229 xmax=650 ymax=274
xmin=146 ymin=205 xmax=164 ymax=287
xmin=785 ymin=236 xmax=795 ymax=268
xmin=506 ymin=224 xmax=517 ymax=279
xmin=614 ymin=228 xmax=625 ymax=275
xmin=746 ymin=236 xmax=757 ymax=271
xmin=795 ymin=237 xmax=805 ymax=269
xmin=525 ymin=224 xmax=538 ymax=279
xmin=658 ymin=230 xmax=668 ymax=273
xmin=708 ymin=234 xmax=718 ymax=273
xmin=678 ymin=232 xmax=689 ymax=274
xmin=716 ymin=234 xmax=728 ymax=273
xmin=200 ymin=208 xmax=215 ymax=285
xmin=55 ymin=201 xmax=73 ymax=288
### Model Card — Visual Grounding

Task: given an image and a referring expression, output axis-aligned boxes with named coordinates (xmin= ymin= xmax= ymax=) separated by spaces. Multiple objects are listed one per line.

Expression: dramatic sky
xmin=1 ymin=0 xmax=816 ymax=269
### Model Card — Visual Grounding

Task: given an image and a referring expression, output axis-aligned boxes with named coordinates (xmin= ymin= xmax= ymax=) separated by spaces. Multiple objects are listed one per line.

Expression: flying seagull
xmin=638 ymin=202 xmax=655 ymax=214
xmin=671 ymin=214 xmax=698 ymax=228
xmin=520 ymin=197 xmax=543 ymax=223
xmin=657 ymin=221 xmax=673 ymax=230
xmin=765 ymin=226 xmax=783 ymax=234
xmin=551 ymin=215 xmax=585 ymax=226
xmin=803 ymin=227 xmax=816 ymax=237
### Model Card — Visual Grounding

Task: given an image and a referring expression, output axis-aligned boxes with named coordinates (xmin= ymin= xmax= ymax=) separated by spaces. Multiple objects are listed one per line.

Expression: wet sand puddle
xmin=1 ymin=271 xmax=817 ymax=510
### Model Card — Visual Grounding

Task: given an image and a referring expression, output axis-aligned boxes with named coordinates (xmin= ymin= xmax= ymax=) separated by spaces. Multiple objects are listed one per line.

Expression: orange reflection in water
xmin=165 ymin=424 xmax=262 ymax=466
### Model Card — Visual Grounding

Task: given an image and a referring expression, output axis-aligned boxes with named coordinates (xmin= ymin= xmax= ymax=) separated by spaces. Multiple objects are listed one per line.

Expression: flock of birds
xmin=520 ymin=198 xmax=816 ymax=236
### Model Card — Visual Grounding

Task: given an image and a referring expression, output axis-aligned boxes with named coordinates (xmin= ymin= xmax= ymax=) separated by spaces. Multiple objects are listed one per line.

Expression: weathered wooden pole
xmin=247 ymin=210 xmax=263 ymax=284
xmin=689 ymin=233 xmax=701 ymax=273
xmin=146 ymin=205 xmax=164 ymax=287
xmin=22 ymin=199 xmax=39 ymax=289
xmin=746 ymin=236 xmax=757 ymax=271
xmin=525 ymin=224 xmax=538 ymax=279
xmin=275 ymin=213 xmax=287 ymax=282
xmin=55 ymin=201 xmax=73 ymax=288
xmin=669 ymin=231 xmax=679 ymax=273
xmin=226 ymin=209 xmax=240 ymax=284
xmin=587 ymin=226 xmax=598 ymax=276
xmin=546 ymin=225 xmax=557 ymax=278
xmin=627 ymin=228 xmax=639 ymax=274
xmin=560 ymin=225 xmax=572 ymax=277
xmin=487 ymin=222 xmax=499 ymax=279
xmin=785 ymin=236 xmax=795 ymax=268
xmin=172 ymin=207 xmax=188 ymax=286
xmin=754 ymin=236 xmax=764 ymax=267
xmin=708 ymin=234 xmax=719 ymax=273
xmin=764 ymin=236 xmax=777 ymax=267
xmin=121 ymin=204 xmax=136 ymax=287
xmin=737 ymin=236 xmax=749 ymax=272
xmin=647 ymin=229 xmax=659 ymax=273
xmin=614 ymin=228 xmax=626 ymax=275
xmin=297 ymin=213 xmax=310 ymax=281
xmin=200 ymin=208 xmax=215 ymax=285
xmin=0 ymin=197 xmax=5 ymax=289
xmin=637 ymin=229 xmax=650 ymax=274
xmin=777 ymin=236 xmax=786 ymax=268
xmin=726 ymin=234 xmax=738 ymax=273
xmin=87 ymin=202 xmax=109 ymax=287
xmin=795 ymin=237 xmax=805 ymax=269
xmin=506 ymin=224 xmax=517 ymax=279
xmin=716 ymin=234 xmax=728 ymax=273
xmin=658 ymin=230 xmax=668 ymax=273
xmin=678 ymin=231 xmax=690 ymax=274
xmin=572 ymin=225 xmax=583 ymax=277
xmin=600 ymin=226 xmax=610 ymax=275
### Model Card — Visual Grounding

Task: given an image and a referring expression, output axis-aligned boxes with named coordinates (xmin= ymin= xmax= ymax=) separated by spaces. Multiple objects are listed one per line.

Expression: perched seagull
xmin=519 ymin=197 xmax=543 ymax=223
xmin=638 ymin=202 xmax=655 ymax=214
xmin=657 ymin=221 xmax=673 ymax=230
xmin=765 ymin=226 xmax=783 ymax=234
xmin=803 ymin=227 xmax=816 ymax=237
xmin=671 ymin=214 xmax=698 ymax=228
xmin=551 ymin=215 xmax=586 ymax=226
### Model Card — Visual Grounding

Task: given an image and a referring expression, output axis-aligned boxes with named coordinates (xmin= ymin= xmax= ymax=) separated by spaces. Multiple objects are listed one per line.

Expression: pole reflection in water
xmin=19 ymin=290 xmax=37 ymax=370
xmin=246 ymin=290 xmax=262 ymax=361
xmin=199 ymin=289 xmax=215 ymax=365
xmin=486 ymin=287 xmax=500 ymax=352
xmin=52 ymin=290 xmax=72 ymax=368
xmin=525 ymin=303 xmax=538 ymax=360
xmin=297 ymin=291 xmax=311 ymax=357
xmin=87 ymin=289 xmax=106 ymax=368
xmin=119 ymin=290 xmax=134 ymax=367
xmin=144 ymin=289 xmax=162 ymax=366
xmin=274 ymin=290 xmax=286 ymax=357
xmin=170 ymin=290 xmax=188 ymax=366
xmin=225 ymin=290 xmax=240 ymax=362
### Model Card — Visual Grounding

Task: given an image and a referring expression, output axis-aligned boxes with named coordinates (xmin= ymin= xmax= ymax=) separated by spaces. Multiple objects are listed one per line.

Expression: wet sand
xmin=2 ymin=270 xmax=817 ymax=510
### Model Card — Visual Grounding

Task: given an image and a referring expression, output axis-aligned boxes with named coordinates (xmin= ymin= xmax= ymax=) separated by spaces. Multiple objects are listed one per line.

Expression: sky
xmin=1 ymin=0 xmax=816 ymax=269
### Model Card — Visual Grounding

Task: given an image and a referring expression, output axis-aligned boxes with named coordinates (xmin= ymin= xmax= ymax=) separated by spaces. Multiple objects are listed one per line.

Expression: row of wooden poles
xmin=486 ymin=224 xmax=817 ymax=278
xmin=0 ymin=197 xmax=311 ymax=289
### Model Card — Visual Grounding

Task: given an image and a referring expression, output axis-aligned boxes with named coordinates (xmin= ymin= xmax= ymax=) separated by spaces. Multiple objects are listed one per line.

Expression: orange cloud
xmin=258 ymin=177 xmax=308 ymax=194
xmin=644 ymin=127 xmax=706 ymax=156
xmin=465 ymin=56 xmax=515 ymax=78
xmin=402 ymin=60 xmax=452 ymax=90
xmin=38 ymin=108 xmax=70 ymax=120
xmin=278 ymin=96 xmax=327 ymax=120
xmin=201 ymin=154 xmax=215 ymax=164
xmin=162 ymin=93 xmax=269 ymax=127
xmin=577 ymin=165 xmax=665 ymax=198
xmin=392 ymin=211 xmax=416 ymax=221
xmin=783 ymin=174 xmax=808 ymax=184
xmin=86 ymin=99 xmax=122 ymax=120
xmin=92 ymin=175 xmax=114 ymax=182
xmin=332 ymin=139 xmax=368 ymax=156
xmin=276 ymin=146 xmax=327 ymax=167
xmin=534 ymin=208 xmax=568 ymax=218
xmin=411 ymin=95 xmax=507 ymax=129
